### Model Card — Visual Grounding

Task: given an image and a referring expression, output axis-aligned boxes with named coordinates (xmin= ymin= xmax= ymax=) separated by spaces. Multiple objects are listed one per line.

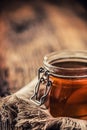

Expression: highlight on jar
xmin=30 ymin=51 xmax=87 ymax=119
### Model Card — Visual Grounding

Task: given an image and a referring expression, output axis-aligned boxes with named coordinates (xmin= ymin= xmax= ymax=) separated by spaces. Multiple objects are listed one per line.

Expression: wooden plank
xmin=0 ymin=1 xmax=87 ymax=93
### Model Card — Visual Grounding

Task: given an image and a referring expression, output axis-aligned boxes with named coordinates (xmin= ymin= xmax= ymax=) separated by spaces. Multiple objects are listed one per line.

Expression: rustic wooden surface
xmin=0 ymin=0 xmax=87 ymax=94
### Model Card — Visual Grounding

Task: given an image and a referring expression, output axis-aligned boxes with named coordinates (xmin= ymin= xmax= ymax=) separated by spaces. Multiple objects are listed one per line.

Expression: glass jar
xmin=31 ymin=51 xmax=87 ymax=119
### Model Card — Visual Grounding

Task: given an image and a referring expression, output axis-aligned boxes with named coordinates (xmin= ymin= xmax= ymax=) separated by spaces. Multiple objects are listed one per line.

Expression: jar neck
xmin=43 ymin=51 xmax=87 ymax=79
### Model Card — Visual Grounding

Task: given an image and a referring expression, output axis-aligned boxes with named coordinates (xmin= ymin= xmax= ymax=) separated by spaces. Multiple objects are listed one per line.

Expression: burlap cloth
xmin=0 ymin=78 xmax=87 ymax=130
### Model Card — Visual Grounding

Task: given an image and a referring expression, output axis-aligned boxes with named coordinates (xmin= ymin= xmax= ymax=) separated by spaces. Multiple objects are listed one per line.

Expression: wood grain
xmin=0 ymin=1 xmax=87 ymax=93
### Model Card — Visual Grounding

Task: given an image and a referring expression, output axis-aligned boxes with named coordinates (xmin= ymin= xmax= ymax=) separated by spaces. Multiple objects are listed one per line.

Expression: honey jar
xmin=31 ymin=51 xmax=87 ymax=119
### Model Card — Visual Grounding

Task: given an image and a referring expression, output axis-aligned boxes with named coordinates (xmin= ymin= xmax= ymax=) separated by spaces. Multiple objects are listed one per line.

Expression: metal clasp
xmin=30 ymin=67 xmax=52 ymax=106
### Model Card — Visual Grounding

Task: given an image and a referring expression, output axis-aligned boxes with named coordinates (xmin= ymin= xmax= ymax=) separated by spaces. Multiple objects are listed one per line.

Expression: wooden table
xmin=0 ymin=1 xmax=87 ymax=94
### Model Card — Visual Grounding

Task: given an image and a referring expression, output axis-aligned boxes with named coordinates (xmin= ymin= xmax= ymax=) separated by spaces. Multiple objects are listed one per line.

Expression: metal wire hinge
xmin=30 ymin=67 xmax=52 ymax=106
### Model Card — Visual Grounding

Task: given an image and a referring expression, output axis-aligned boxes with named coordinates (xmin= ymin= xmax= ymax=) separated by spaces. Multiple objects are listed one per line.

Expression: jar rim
xmin=43 ymin=50 xmax=87 ymax=78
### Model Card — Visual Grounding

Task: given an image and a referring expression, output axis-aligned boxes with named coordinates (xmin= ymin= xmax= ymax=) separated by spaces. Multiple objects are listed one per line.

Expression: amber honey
xmin=49 ymin=61 xmax=87 ymax=119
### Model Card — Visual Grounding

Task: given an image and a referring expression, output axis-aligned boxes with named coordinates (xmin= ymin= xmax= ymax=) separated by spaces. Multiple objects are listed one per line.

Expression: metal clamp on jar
xmin=30 ymin=51 xmax=87 ymax=119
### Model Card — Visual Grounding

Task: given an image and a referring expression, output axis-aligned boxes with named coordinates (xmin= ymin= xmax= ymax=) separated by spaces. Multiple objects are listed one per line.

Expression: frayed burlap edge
xmin=0 ymin=95 xmax=51 ymax=129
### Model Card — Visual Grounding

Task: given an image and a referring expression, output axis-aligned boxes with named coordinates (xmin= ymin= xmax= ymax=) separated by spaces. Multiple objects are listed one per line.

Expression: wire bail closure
xmin=30 ymin=67 xmax=52 ymax=106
